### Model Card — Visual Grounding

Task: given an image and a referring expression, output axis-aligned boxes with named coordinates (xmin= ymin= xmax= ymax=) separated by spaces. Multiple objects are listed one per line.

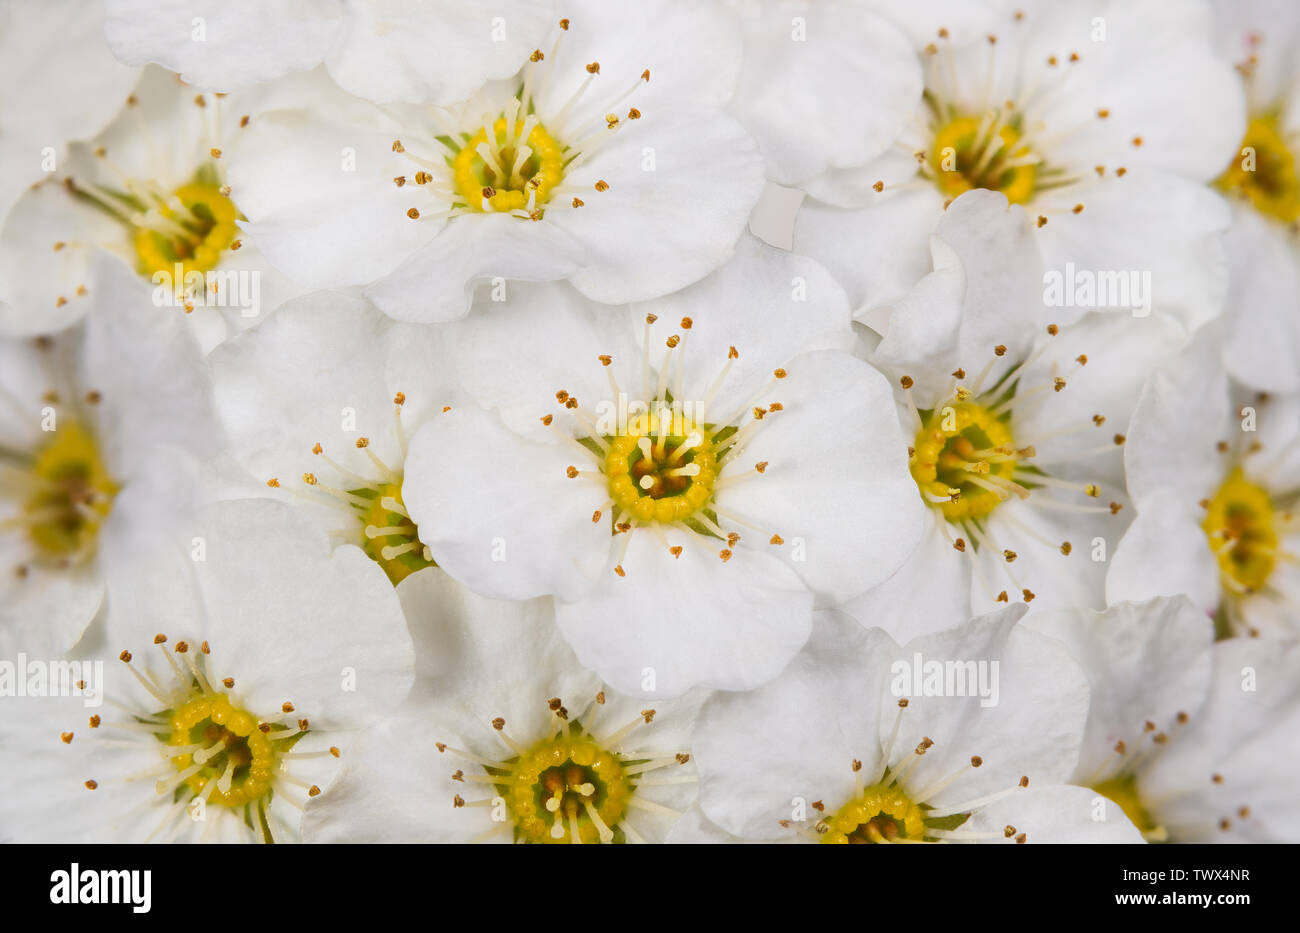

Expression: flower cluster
xmin=0 ymin=0 xmax=1296 ymax=846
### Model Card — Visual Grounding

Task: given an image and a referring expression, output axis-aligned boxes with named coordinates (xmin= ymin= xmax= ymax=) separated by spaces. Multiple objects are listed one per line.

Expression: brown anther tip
xmin=1036 ymin=215 xmax=1048 ymax=227
xmin=728 ymin=345 xmax=739 ymax=359
xmin=330 ymin=746 xmax=340 ymax=757
xmin=953 ymin=538 xmax=967 ymax=552
xmin=540 ymin=413 xmax=554 ymax=426
xmin=872 ymin=180 xmax=884 ymax=192
xmin=614 ymin=564 xmax=625 ymax=577
xmin=394 ymin=391 xmax=406 ymax=405
xmin=968 ymin=755 xmax=983 ymax=767
xmin=453 ymin=795 xmax=465 ymax=808
xmin=769 ymin=534 xmax=783 ymax=545
xmin=119 ymin=650 xmax=132 ymax=663
xmin=258 ymin=722 xmax=272 ymax=733
xmin=491 ymin=717 xmax=506 ymax=731
xmin=61 ymin=732 xmax=73 ymax=744
xmin=302 ymin=473 xmax=318 ymax=485
xmin=641 ymin=68 xmax=650 ymax=81
xmin=355 ymin=437 xmax=370 ymax=449
xmin=391 ymin=140 xmax=404 ymax=152
xmin=666 ymin=335 xmax=680 ymax=348
xmin=481 ymin=186 xmax=496 ymax=199
xmin=1238 ymin=806 xmax=1250 ymax=818
xmin=1131 ymin=136 xmax=1143 ymax=147
xmin=900 ymin=375 xmax=914 ymax=389
xmin=994 ymin=344 xmax=1007 ymax=356
xmin=174 ymin=641 xmax=189 ymax=654
xmin=222 ymin=677 xmax=235 ymax=688
xmin=571 ymin=197 xmax=584 ymax=208
xmin=598 ymin=354 xmax=613 ymax=365
xmin=726 ymin=532 xmax=740 ymax=547
xmin=1003 ymin=550 xmax=1017 ymax=562
xmin=718 ymin=548 xmax=732 ymax=562
xmin=1109 ymin=502 xmax=1122 ymax=514
xmin=153 ymin=634 xmax=167 ymax=644
xmin=530 ymin=49 xmax=544 ymax=62
xmin=1113 ymin=433 xmax=1126 ymax=445
xmin=1212 ymin=773 xmax=1223 ymax=783
xmin=311 ymin=442 xmax=323 ymax=455
xmin=1015 ymin=833 xmax=1027 ymax=844
xmin=669 ymin=545 xmax=682 ymax=558
xmin=898 ymin=698 xmax=909 ymax=708
xmin=266 ymin=477 xmax=280 ymax=488
xmin=594 ymin=180 xmax=609 ymax=192
xmin=1060 ymin=541 xmax=1072 ymax=555
xmin=1177 ymin=711 xmax=1189 ymax=724
xmin=1116 ymin=166 xmax=1127 ymax=177
xmin=209 ymin=147 xmax=222 ymax=159
xmin=641 ymin=709 xmax=656 ymax=724
xmin=1022 ymin=589 xmax=1035 ymax=602
xmin=393 ymin=175 xmax=406 ymax=187
xmin=952 ymin=368 xmax=966 ymax=379
xmin=1053 ymin=377 xmax=1066 ymax=392
xmin=591 ymin=509 xmax=602 ymax=523
xmin=1115 ymin=740 xmax=1126 ymax=753
xmin=1019 ymin=776 xmax=1029 ymax=787
xmin=89 ymin=715 xmax=101 ymax=728
xmin=997 ymin=591 xmax=1009 ymax=603
xmin=755 ymin=461 xmax=768 ymax=473
xmin=84 ymin=780 xmax=98 ymax=790
xmin=566 ymin=465 xmax=579 ymax=478
xmin=406 ymin=207 xmax=420 ymax=219
xmin=628 ymin=107 xmax=641 ymax=119
xmin=586 ymin=61 xmax=600 ymax=74
xmin=1219 ymin=819 xmax=1231 ymax=831
xmin=298 ymin=718 xmax=309 ymax=731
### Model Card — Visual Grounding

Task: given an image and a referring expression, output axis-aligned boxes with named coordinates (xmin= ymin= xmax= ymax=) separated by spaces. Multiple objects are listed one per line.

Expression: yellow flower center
xmin=166 ymin=693 xmax=285 ymax=809
xmin=1203 ymin=467 xmax=1278 ymax=592
xmin=911 ymin=401 xmax=1018 ymax=522
xmin=1092 ymin=774 xmax=1158 ymax=837
xmin=604 ymin=412 xmax=719 ymax=525
xmin=930 ymin=114 xmax=1037 ymax=205
xmin=23 ymin=421 xmax=117 ymax=558
xmin=1215 ymin=114 xmax=1300 ymax=224
xmin=497 ymin=733 xmax=633 ymax=844
xmin=132 ymin=181 xmax=238 ymax=280
xmin=356 ymin=481 xmax=433 ymax=585
xmin=453 ymin=116 xmax=566 ymax=214
xmin=821 ymin=783 xmax=928 ymax=844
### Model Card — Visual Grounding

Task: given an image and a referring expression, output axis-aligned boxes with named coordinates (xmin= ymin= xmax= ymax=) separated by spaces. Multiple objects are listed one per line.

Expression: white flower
xmin=206 ymin=290 xmax=459 ymax=588
xmin=0 ymin=65 xmax=322 ymax=345
xmin=842 ymin=191 xmax=1185 ymax=638
xmin=399 ymin=236 xmax=923 ymax=697
xmin=0 ymin=255 xmax=217 ymax=657
xmin=794 ymin=0 xmax=1242 ymax=331
xmin=103 ymin=0 xmax=556 ymax=106
xmin=0 ymin=498 xmax=414 ymax=843
xmin=1029 ymin=596 xmax=1300 ymax=842
xmin=0 ymin=0 xmax=138 ymax=222
xmin=720 ymin=0 xmax=921 ymax=189
xmin=227 ymin=4 xmax=765 ymax=322
xmin=1207 ymin=0 xmax=1300 ymax=392
xmin=688 ymin=607 xmax=1142 ymax=843
xmin=303 ymin=569 xmax=701 ymax=844
xmin=1108 ymin=327 xmax=1300 ymax=637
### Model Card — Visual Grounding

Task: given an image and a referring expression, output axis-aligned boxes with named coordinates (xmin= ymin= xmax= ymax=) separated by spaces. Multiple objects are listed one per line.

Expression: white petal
xmin=967 ymin=784 xmax=1146 ymax=843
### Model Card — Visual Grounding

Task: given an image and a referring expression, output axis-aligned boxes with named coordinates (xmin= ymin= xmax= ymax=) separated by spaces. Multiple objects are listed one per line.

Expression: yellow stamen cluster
xmin=132 ymin=181 xmax=238 ymax=279
xmin=1215 ymin=114 xmax=1300 ymax=223
xmin=167 ymin=693 xmax=279 ymax=808
xmin=501 ymin=734 xmax=632 ymax=844
xmin=24 ymin=421 xmax=118 ymax=558
xmin=605 ymin=413 xmax=718 ymax=524
xmin=820 ymin=783 xmax=927 ymax=844
xmin=911 ymin=401 xmax=1018 ymax=521
xmin=357 ymin=481 xmax=432 ymax=585
xmin=453 ymin=117 xmax=565 ymax=213
xmin=1203 ymin=467 xmax=1278 ymax=592
xmin=930 ymin=114 xmax=1036 ymax=204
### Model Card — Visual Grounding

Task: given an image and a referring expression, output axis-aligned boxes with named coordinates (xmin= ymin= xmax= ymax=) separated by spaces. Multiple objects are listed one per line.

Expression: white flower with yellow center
xmin=0 ymin=255 xmax=217 ymax=658
xmin=0 ymin=65 xmax=311 ymax=344
xmin=0 ymin=498 xmax=414 ymax=843
xmin=207 ymin=291 xmax=459 ymax=589
xmin=399 ymin=237 xmax=923 ymax=697
xmin=304 ymin=569 xmax=700 ymax=844
xmin=103 ymin=0 xmax=556 ymax=106
xmin=1108 ymin=328 xmax=1300 ymax=638
xmin=1029 ymin=596 xmax=1300 ymax=842
xmin=840 ymin=191 xmax=1185 ymax=638
xmin=0 ymin=0 xmax=138 ymax=223
xmin=795 ymin=0 xmax=1242 ymax=332
xmin=686 ymin=607 xmax=1145 ymax=844
xmin=1208 ymin=0 xmax=1300 ymax=392
xmin=227 ymin=4 xmax=765 ymax=324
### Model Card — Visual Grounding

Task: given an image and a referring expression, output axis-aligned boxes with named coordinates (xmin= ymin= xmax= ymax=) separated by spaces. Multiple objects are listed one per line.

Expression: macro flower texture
xmin=0 ymin=0 xmax=1295 ymax=860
